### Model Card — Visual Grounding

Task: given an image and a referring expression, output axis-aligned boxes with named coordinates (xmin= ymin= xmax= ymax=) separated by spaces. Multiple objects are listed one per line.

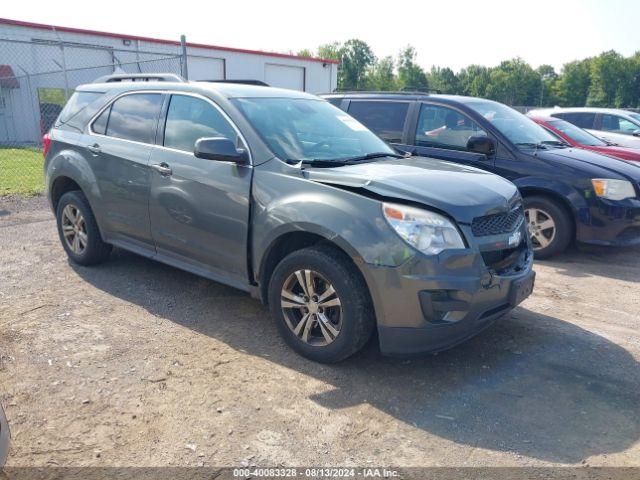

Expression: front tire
xmin=56 ymin=191 xmax=111 ymax=266
xmin=524 ymin=195 xmax=572 ymax=259
xmin=268 ymin=245 xmax=375 ymax=363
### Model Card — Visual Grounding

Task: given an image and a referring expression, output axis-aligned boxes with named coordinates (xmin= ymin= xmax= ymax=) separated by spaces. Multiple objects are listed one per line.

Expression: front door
xmin=148 ymin=94 xmax=252 ymax=288
xmin=409 ymin=102 xmax=495 ymax=171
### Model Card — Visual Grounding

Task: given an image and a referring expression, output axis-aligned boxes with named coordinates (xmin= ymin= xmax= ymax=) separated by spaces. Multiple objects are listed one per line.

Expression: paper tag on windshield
xmin=337 ymin=115 xmax=368 ymax=131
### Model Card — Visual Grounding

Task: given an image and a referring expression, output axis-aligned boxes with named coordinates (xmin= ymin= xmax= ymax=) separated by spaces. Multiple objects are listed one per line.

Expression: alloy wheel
xmin=525 ymin=207 xmax=556 ymax=251
xmin=280 ymin=269 xmax=343 ymax=346
xmin=61 ymin=204 xmax=88 ymax=254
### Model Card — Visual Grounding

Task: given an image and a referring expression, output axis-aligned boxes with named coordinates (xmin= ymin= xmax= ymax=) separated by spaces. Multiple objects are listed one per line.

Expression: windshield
xmin=465 ymin=100 xmax=561 ymax=148
xmin=232 ymin=98 xmax=395 ymax=163
xmin=548 ymin=119 xmax=607 ymax=146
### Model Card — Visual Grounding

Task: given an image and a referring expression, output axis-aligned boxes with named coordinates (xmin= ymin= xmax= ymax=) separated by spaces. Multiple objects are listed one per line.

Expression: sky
xmin=3 ymin=0 xmax=640 ymax=72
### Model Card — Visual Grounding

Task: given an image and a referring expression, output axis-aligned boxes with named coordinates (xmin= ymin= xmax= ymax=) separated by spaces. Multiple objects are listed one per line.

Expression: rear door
xmin=148 ymin=93 xmax=252 ymax=289
xmin=85 ymin=92 xmax=163 ymax=251
xmin=408 ymin=102 xmax=496 ymax=170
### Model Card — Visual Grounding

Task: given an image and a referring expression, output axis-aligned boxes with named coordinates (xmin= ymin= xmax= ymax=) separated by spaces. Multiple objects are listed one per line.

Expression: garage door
xmin=187 ymin=56 xmax=225 ymax=81
xmin=265 ymin=64 xmax=305 ymax=91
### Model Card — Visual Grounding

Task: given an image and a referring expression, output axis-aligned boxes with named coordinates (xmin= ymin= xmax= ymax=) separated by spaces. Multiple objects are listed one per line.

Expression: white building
xmin=0 ymin=17 xmax=339 ymax=144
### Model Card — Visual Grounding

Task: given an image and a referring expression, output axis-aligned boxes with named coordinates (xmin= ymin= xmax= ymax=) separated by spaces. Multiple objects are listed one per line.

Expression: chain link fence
xmin=0 ymin=31 xmax=186 ymax=195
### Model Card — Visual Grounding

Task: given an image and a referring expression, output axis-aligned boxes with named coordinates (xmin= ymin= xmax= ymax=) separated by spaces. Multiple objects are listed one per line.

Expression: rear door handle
xmin=87 ymin=143 xmax=101 ymax=154
xmin=150 ymin=163 xmax=173 ymax=176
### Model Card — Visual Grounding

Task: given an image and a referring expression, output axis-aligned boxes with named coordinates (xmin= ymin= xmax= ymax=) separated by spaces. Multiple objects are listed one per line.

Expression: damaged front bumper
xmin=361 ymin=222 xmax=535 ymax=356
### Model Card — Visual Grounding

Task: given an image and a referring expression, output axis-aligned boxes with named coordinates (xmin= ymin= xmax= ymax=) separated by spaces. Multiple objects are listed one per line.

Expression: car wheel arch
xmin=47 ymin=148 xmax=102 ymax=206
xmin=50 ymin=174 xmax=107 ymax=240
xmin=256 ymin=228 xmax=369 ymax=306
xmin=51 ymin=175 xmax=83 ymax=210
xmin=519 ymin=187 xmax=577 ymax=239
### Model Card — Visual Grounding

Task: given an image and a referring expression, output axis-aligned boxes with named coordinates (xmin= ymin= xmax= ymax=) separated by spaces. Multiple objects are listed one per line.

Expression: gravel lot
xmin=0 ymin=195 xmax=639 ymax=469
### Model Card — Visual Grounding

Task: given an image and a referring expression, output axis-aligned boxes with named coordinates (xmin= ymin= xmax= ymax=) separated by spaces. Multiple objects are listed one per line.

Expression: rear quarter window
xmin=55 ymin=91 xmax=104 ymax=129
xmin=325 ymin=97 xmax=344 ymax=109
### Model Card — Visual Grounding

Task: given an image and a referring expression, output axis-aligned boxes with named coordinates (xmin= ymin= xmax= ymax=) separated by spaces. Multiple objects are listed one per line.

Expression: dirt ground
xmin=0 ymin=195 xmax=639 ymax=469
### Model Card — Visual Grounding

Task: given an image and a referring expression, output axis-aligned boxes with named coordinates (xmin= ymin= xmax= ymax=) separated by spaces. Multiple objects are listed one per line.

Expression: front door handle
xmin=87 ymin=143 xmax=101 ymax=154
xmin=150 ymin=163 xmax=173 ymax=176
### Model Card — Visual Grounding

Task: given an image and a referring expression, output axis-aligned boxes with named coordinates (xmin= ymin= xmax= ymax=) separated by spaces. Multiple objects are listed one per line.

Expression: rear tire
xmin=268 ymin=245 xmax=375 ymax=363
xmin=524 ymin=195 xmax=572 ymax=259
xmin=56 ymin=191 xmax=111 ymax=266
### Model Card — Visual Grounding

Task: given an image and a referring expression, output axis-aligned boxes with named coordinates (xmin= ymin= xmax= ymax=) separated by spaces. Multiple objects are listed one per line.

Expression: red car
xmin=529 ymin=115 xmax=640 ymax=162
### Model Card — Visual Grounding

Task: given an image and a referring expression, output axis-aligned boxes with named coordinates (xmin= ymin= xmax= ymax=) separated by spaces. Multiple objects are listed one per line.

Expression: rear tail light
xmin=42 ymin=133 xmax=51 ymax=159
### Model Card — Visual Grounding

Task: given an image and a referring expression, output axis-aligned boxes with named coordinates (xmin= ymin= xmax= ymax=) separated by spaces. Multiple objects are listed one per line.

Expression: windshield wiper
xmin=540 ymin=140 xmax=569 ymax=148
xmin=334 ymin=152 xmax=405 ymax=163
xmin=515 ymin=142 xmax=547 ymax=150
xmin=299 ymin=159 xmax=351 ymax=167
xmin=287 ymin=152 xmax=404 ymax=168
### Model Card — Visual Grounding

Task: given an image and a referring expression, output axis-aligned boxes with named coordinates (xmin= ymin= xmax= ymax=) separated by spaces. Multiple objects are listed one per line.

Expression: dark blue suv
xmin=323 ymin=93 xmax=640 ymax=258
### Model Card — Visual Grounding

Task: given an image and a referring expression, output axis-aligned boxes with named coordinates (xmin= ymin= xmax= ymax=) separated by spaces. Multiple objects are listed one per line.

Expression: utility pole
xmin=180 ymin=35 xmax=189 ymax=80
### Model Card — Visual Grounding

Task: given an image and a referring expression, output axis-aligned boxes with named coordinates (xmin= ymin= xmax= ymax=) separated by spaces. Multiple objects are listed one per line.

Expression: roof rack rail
xmin=324 ymin=89 xmax=440 ymax=96
xmin=93 ymin=73 xmax=186 ymax=83
xmin=198 ymin=79 xmax=269 ymax=86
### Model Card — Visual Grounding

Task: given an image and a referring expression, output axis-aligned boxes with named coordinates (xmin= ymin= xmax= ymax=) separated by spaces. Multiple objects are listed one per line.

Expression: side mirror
xmin=466 ymin=135 xmax=496 ymax=156
xmin=632 ymin=129 xmax=640 ymax=137
xmin=194 ymin=137 xmax=249 ymax=164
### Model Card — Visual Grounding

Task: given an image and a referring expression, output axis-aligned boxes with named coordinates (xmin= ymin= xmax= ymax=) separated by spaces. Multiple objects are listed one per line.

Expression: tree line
xmin=296 ymin=40 xmax=640 ymax=108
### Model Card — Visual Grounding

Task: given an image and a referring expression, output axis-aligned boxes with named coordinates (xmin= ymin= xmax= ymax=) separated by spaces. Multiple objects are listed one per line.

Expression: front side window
xmin=601 ymin=114 xmax=639 ymax=134
xmin=466 ymin=100 xmax=559 ymax=149
xmin=232 ymin=98 xmax=395 ymax=163
xmin=164 ymin=95 xmax=238 ymax=152
xmin=415 ymin=104 xmax=487 ymax=150
xmin=97 ymin=93 xmax=163 ymax=144
xmin=547 ymin=119 xmax=606 ymax=146
xmin=347 ymin=101 xmax=410 ymax=143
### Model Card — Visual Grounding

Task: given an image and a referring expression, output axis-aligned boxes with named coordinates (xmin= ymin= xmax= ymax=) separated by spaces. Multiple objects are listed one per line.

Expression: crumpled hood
xmin=304 ymin=157 xmax=520 ymax=224
xmin=536 ymin=147 xmax=640 ymax=180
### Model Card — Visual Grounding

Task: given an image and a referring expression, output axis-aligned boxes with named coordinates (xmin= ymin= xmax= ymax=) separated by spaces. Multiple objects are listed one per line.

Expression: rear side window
xmin=555 ymin=112 xmax=596 ymax=129
xmin=347 ymin=101 xmax=409 ymax=143
xmin=92 ymin=108 xmax=109 ymax=135
xmin=98 ymin=93 xmax=163 ymax=144
xmin=163 ymin=95 xmax=238 ymax=152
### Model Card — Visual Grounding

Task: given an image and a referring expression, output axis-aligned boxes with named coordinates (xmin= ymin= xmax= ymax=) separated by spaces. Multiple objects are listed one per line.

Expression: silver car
xmin=529 ymin=107 xmax=640 ymax=148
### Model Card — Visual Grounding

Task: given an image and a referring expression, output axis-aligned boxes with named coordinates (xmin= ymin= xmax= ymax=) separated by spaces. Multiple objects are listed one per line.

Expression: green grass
xmin=0 ymin=147 xmax=45 ymax=196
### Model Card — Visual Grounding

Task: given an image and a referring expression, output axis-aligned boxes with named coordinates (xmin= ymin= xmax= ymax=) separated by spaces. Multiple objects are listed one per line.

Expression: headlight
xmin=383 ymin=203 xmax=465 ymax=255
xmin=591 ymin=179 xmax=636 ymax=201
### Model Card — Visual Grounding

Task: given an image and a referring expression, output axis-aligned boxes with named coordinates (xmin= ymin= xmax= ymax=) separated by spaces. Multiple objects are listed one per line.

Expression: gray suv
xmin=44 ymin=74 xmax=535 ymax=362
